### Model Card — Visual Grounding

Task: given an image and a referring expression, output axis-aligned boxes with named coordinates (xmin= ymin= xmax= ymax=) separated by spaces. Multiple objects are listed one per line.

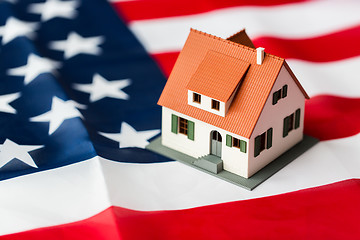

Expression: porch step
xmin=194 ymin=155 xmax=223 ymax=174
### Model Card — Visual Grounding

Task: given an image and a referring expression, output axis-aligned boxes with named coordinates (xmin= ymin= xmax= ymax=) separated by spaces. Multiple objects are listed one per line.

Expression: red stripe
xmin=112 ymin=0 xmax=309 ymax=22
xmin=0 ymin=209 xmax=121 ymax=240
xmin=152 ymin=25 xmax=360 ymax=73
xmin=304 ymin=95 xmax=360 ymax=141
xmin=3 ymin=179 xmax=360 ymax=239
xmin=253 ymin=24 xmax=360 ymax=62
xmin=151 ymin=52 xmax=179 ymax=77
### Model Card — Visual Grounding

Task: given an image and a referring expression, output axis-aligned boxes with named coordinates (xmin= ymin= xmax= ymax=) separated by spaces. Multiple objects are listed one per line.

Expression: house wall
xmin=161 ymin=107 xmax=249 ymax=177
xmin=187 ymin=90 xmax=226 ymax=117
xmin=247 ymin=65 xmax=306 ymax=178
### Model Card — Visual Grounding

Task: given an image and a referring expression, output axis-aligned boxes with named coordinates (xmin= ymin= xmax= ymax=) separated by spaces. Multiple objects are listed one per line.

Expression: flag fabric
xmin=0 ymin=0 xmax=360 ymax=239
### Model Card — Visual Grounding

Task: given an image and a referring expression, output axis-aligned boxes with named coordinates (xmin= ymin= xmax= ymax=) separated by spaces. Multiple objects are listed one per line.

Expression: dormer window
xmin=185 ymin=51 xmax=250 ymax=117
xmin=212 ymin=99 xmax=220 ymax=111
xmin=193 ymin=93 xmax=201 ymax=103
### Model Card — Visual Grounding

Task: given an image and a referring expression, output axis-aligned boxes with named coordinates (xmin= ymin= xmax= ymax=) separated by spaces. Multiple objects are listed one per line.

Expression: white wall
xmin=187 ymin=90 xmax=226 ymax=117
xmin=162 ymin=66 xmax=306 ymax=179
xmin=161 ymin=107 xmax=249 ymax=177
xmin=247 ymin=66 xmax=305 ymax=178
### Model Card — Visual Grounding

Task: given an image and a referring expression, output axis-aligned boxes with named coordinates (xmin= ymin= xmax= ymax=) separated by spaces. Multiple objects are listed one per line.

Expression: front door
xmin=211 ymin=131 xmax=222 ymax=157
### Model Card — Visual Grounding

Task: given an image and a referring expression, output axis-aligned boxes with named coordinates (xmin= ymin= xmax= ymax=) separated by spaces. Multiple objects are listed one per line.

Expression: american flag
xmin=0 ymin=0 xmax=360 ymax=239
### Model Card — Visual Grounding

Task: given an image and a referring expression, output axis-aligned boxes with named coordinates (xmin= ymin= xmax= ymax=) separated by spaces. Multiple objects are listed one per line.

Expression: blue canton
xmin=0 ymin=0 xmax=169 ymax=181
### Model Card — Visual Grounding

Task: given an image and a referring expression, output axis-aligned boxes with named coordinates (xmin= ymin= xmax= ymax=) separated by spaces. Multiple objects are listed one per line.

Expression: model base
xmin=146 ymin=135 xmax=318 ymax=190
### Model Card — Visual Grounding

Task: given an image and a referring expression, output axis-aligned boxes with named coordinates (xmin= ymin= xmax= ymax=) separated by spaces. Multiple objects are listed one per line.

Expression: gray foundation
xmin=146 ymin=135 xmax=318 ymax=190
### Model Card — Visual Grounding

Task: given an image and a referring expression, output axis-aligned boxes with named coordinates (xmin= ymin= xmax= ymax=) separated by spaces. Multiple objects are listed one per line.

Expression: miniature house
xmin=157 ymin=29 xmax=309 ymax=178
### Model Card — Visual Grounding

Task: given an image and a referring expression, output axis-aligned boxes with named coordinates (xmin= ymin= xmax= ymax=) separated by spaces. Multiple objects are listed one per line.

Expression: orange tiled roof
xmin=186 ymin=50 xmax=250 ymax=102
xmin=158 ymin=29 xmax=309 ymax=138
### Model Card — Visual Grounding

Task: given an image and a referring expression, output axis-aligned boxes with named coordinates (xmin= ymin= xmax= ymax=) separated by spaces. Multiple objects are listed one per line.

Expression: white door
xmin=211 ymin=131 xmax=222 ymax=157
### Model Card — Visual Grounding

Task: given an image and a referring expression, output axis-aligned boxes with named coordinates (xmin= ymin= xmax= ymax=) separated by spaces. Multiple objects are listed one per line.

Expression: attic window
xmin=193 ymin=93 xmax=201 ymax=103
xmin=282 ymin=85 xmax=288 ymax=98
xmin=272 ymin=89 xmax=281 ymax=105
xmin=272 ymin=85 xmax=288 ymax=105
xmin=212 ymin=99 xmax=220 ymax=111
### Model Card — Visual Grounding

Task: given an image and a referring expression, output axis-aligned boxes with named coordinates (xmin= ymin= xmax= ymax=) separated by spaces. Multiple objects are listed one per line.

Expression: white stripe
xmin=102 ymin=133 xmax=360 ymax=211
xmin=129 ymin=1 xmax=360 ymax=53
xmin=1 ymin=134 xmax=359 ymax=234
xmin=287 ymin=57 xmax=360 ymax=97
xmin=0 ymin=157 xmax=111 ymax=235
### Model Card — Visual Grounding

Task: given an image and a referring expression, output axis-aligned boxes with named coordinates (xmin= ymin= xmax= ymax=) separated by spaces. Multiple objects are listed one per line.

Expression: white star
xmin=28 ymin=0 xmax=79 ymax=22
xmin=99 ymin=122 xmax=160 ymax=149
xmin=0 ymin=17 xmax=38 ymax=45
xmin=73 ymin=73 xmax=131 ymax=102
xmin=30 ymin=96 xmax=82 ymax=135
xmin=0 ymin=139 xmax=43 ymax=169
xmin=0 ymin=92 xmax=20 ymax=114
xmin=49 ymin=32 xmax=104 ymax=59
xmin=7 ymin=54 xmax=58 ymax=85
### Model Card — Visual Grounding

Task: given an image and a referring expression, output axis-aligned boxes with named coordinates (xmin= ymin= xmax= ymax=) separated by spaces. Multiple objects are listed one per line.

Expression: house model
xmin=157 ymin=29 xmax=309 ymax=179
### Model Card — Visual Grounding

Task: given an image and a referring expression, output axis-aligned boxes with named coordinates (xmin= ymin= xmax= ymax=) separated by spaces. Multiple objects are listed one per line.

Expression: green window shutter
xmin=295 ymin=109 xmax=301 ymax=129
xmin=283 ymin=116 xmax=289 ymax=137
xmin=226 ymin=135 xmax=232 ymax=147
xmin=282 ymin=85 xmax=288 ymax=98
xmin=266 ymin=128 xmax=273 ymax=149
xmin=254 ymin=136 xmax=261 ymax=157
xmin=240 ymin=140 xmax=247 ymax=153
xmin=171 ymin=114 xmax=178 ymax=134
xmin=272 ymin=91 xmax=279 ymax=105
xmin=187 ymin=120 xmax=195 ymax=140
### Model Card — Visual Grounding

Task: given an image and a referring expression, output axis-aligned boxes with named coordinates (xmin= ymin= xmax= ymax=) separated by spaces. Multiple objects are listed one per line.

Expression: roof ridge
xmin=190 ymin=28 xmax=285 ymax=62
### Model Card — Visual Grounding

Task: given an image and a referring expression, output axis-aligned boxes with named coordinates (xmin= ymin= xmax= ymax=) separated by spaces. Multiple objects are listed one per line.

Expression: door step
xmin=194 ymin=155 xmax=223 ymax=174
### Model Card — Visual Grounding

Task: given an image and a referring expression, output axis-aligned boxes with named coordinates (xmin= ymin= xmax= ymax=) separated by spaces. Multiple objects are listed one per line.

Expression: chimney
xmin=256 ymin=47 xmax=265 ymax=65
